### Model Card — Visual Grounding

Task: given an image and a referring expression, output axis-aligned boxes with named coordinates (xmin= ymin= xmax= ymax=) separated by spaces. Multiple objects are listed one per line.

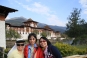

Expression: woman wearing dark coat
xmin=39 ymin=37 xmax=62 ymax=58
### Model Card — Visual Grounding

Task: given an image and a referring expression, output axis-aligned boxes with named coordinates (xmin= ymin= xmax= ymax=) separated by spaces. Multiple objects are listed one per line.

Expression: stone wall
xmin=6 ymin=39 xmax=57 ymax=48
xmin=6 ymin=40 xmax=16 ymax=48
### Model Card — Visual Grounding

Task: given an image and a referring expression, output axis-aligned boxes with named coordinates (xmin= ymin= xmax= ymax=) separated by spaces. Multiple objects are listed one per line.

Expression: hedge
xmin=54 ymin=42 xmax=87 ymax=57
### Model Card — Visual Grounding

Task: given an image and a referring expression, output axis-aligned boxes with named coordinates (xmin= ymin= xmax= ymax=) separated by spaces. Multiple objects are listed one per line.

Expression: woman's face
xmin=39 ymin=38 xmax=47 ymax=48
xmin=29 ymin=36 xmax=36 ymax=45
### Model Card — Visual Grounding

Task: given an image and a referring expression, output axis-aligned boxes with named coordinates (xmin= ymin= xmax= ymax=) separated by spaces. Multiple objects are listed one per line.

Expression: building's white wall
xmin=37 ymin=34 xmax=41 ymax=39
xmin=47 ymin=36 xmax=51 ymax=39
xmin=51 ymin=33 xmax=56 ymax=37
xmin=30 ymin=23 xmax=34 ymax=27
xmin=21 ymin=32 xmax=28 ymax=40
xmin=0 ymin=21 xmax=6 ymax=49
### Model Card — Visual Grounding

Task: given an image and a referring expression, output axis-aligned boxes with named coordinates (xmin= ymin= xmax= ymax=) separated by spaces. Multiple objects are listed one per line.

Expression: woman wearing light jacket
xmin=24 ymin=33 xmax=44 ymax=58
xmin=39 ymin=37 xmax=62 ymax=58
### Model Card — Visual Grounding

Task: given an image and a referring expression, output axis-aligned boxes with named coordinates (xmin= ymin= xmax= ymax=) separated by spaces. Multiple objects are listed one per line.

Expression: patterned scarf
xmin=28 ymin=44 xmax=37 ymax=58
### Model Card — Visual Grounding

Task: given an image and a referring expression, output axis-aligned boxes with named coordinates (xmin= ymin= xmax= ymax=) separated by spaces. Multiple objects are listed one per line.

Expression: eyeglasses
xmin=40 ymin=40 xmax=46 ymax=43
xmin=17 ymin=44 xmax=24 ymax=46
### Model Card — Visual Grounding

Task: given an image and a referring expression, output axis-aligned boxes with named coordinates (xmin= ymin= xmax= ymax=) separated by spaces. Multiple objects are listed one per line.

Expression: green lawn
xmin=74 ymin=45 xmax=87 ymax=49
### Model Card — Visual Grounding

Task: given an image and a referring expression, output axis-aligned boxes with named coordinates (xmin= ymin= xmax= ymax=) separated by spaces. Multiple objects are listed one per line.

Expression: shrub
xmin=4 ymin=48 xmax=11 ymax=58
xmin=54 ymin=42 xmax=87 ymax=57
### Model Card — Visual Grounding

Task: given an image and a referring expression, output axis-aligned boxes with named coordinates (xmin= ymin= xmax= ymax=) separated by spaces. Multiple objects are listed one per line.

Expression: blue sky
xmin=0 ymin=0 xmax=87 ymax=27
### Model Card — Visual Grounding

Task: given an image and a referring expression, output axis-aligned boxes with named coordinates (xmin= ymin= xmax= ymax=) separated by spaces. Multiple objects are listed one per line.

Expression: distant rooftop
xmin=0 ymin=5 xmax=18 ymax=18
xmin=0 ymin=5 xmax=18 ymax=12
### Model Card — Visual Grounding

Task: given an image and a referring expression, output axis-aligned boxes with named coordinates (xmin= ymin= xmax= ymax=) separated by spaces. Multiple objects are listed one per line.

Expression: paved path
xmin=63 ymin=55 xmax=87 ymax=58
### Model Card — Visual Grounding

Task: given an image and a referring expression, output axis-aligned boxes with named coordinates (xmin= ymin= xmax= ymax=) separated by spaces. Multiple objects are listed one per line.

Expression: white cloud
xmin=8 ymin=0 xmax=14 ymax=4
xmin=15 ymin=2 xmax=51 ymax=15
xmin=25 ymin=0 xmax=31 ymax=2
xmin=8 ymin=0 xmax=66 ymax=26
xmin=79 ymin=0 xmax=87 ymax=7
xmin=47 ymin=15 xmax=66 ymax=26
xmin=15 ymin=0 xmax=22 ymax=5
xmin=15 ymin=1 xmax=65 ymax=26
xmin=83 ymin=9 xmax=87 ymax=14
xmin=79 ymin=0 xmax=87 ymax=14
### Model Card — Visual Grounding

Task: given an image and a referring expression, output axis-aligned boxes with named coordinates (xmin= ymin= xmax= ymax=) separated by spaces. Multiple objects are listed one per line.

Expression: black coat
xmin=47 ymin=44 xmax=62 ymax=58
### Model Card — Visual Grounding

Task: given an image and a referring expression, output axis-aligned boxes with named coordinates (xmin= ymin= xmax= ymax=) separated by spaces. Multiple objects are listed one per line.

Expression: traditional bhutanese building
xmin=6 ymin=18 xmax=61 ymax=40
xmin=0 ymin=5 xmax=18 ymax=49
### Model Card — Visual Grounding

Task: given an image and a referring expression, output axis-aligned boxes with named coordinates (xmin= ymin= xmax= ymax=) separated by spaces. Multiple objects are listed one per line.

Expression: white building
xmin=0 ymin=5 xmax=18 ymax=49
xmin=6 ymin=18 xmax=61 ymax=40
